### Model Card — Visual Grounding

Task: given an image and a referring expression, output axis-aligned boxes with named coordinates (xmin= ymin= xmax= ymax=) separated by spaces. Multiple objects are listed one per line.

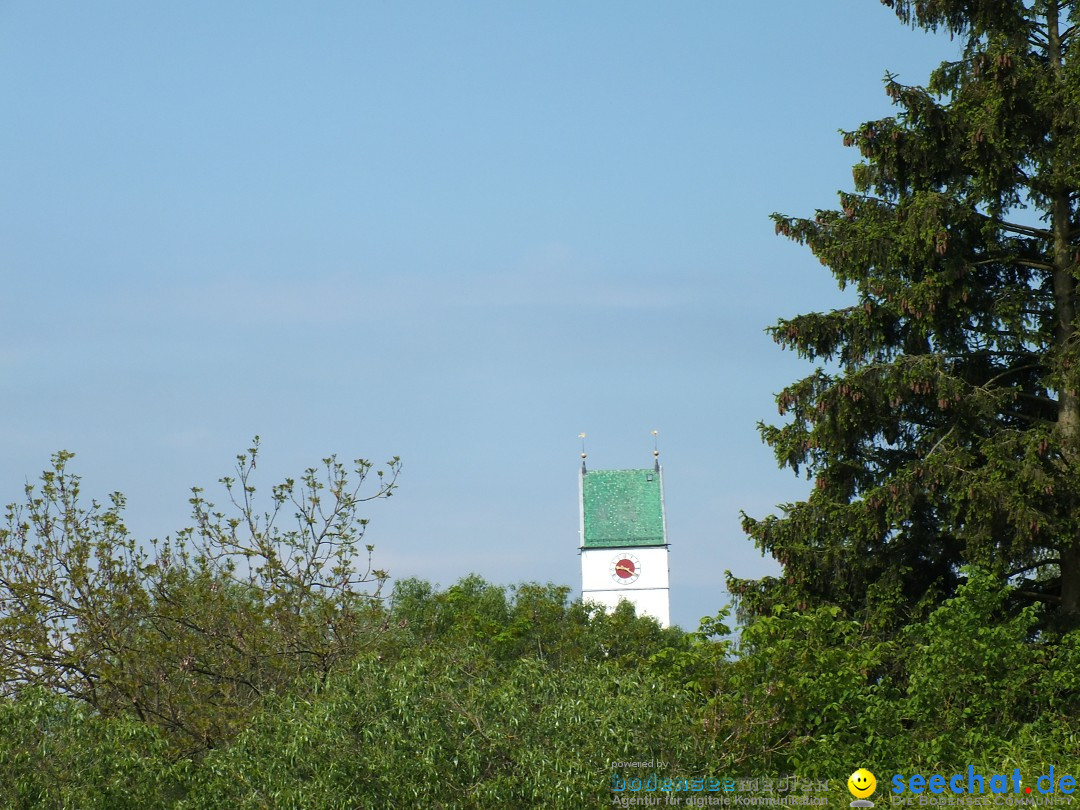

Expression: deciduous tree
xmin=0 ymin=439 xmax=399 ymax=753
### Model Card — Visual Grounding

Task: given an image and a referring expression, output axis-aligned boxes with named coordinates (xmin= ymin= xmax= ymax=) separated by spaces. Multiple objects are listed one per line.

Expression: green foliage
xmin=704 ymin=568 xmax=1080 ymax=774
xmin=648 ymin=608 xmax=734 ymax=696
xmin=0 ymin=568 xmax=707 ymax=808
xmin=390 ymin=575 xmax=687 ymax=668
xmin=0 ymin=564 xmax=1075 ymax=807
xmin=0 ymin=439 xmax=400 ymax=755
xmin=173 ymin=572 xmax=1079 ymax=804
xmin=902 ymin=569 xmax=1043 ymax=761
xmin=713 ymin=605 xmax=899 ymax=774
xmin=734 ymin=0 xmax=1080 ymax=628
xmin=185 ymin=643 xmax=705 ymax=809
xmin=0 ymin=688 xmax=187 ymax=809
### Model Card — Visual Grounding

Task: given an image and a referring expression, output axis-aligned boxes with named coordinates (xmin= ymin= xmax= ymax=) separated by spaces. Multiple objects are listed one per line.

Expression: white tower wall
xmin=579 ymin=587 xmax=671 ymax=628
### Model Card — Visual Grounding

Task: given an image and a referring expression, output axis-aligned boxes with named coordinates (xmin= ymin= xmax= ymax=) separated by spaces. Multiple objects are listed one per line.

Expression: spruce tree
xmin=733 ymin=1 xmax=1080 ymax=629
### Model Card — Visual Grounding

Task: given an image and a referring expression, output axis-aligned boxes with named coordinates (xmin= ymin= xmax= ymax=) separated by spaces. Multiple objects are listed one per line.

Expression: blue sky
xmin=0 ymin=2 xmax=959 ymax=629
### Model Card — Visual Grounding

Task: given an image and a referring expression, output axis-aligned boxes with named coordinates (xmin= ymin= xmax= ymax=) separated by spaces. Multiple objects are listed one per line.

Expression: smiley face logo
xmin=848 ymin=769 xmax=877 ymax=800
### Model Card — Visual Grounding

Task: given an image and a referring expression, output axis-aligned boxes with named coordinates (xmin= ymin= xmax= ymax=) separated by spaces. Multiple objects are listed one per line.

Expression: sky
xmin=0 ymin=2 xmax=961 ymax=630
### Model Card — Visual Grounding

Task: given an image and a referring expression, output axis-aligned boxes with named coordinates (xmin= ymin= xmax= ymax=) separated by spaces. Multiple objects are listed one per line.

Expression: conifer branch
xmin=1013 ymin=391 xmax=1059 ymax=407
xmin=1016 ymin=590 xmax=1062 ymax=604
xmin=979 ymin=363 xmax=1046 ymax=388
xmin=923 ymin=426 xmax=955 ymax=458
xmin=971 ymin=257 xmax=1055 ymax=272
xmin=983 ymin=217 xmax=1053 ymax=240
xmin=1008 ymin=559 xmax=1060 ymax=577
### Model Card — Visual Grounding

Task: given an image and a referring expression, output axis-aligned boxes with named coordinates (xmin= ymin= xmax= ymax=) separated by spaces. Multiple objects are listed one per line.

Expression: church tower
xmin=579 ymin=439 xmax=671 ymax=628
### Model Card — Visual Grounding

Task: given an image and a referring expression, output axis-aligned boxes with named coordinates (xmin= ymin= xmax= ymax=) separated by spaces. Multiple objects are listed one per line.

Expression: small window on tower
xmin=646 ymin=474 xmax=654 ymax=482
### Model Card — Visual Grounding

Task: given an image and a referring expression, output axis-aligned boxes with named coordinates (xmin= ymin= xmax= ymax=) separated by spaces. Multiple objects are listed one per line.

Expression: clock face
xmin=610 ymin=553 xmax=641 ymax=584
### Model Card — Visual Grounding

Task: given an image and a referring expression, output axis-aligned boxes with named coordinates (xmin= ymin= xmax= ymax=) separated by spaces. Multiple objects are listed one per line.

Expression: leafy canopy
xmin=0 ymin=438 xmax=400 ymax=755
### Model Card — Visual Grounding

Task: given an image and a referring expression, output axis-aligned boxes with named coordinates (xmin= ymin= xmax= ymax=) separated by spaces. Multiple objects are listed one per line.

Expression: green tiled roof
xmin=581 ymin=468 xmax=666 ymax=548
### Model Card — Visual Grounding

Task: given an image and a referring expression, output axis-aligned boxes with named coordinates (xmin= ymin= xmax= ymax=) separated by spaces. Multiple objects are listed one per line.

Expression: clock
xmin=610 ymin=553 xmax=641 ymax=584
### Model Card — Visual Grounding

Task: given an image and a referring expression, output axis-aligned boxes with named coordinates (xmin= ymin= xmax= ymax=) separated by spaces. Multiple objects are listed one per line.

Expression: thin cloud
xmin=165 ymin=250 xmax=714 ymax=327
